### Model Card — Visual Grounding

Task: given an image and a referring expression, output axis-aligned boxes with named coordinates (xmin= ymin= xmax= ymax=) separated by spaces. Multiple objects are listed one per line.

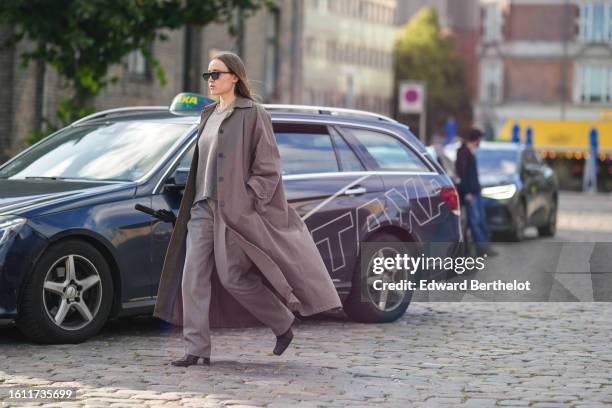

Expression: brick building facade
xmin=477 ymin=0 xmax=612 ymax=136
xmin=0 ymin=25 xmax=190 ymax=163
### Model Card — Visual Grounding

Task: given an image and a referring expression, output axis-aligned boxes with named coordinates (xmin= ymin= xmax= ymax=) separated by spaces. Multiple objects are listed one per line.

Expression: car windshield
xmin=476 ymin=149 xmax=518 ymax=175
xmin=0 ymin=121 xmax=191 ymax=182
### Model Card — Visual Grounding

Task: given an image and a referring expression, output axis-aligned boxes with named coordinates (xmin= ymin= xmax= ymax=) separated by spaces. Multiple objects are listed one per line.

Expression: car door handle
xmin=344 ymin=186 xmax=367 ymax=195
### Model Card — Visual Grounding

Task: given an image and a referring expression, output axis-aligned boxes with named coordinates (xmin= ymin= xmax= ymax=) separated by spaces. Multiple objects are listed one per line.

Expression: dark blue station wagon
xmin=0 ymin=97 xmax=462 ymax=343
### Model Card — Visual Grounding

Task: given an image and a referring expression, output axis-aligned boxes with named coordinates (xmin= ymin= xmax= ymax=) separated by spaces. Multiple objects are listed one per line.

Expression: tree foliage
xmin=393 ymin=7 xmax=472 ymax=140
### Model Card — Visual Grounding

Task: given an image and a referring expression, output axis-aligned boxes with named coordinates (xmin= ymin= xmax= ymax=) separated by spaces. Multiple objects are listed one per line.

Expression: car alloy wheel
xmin=365 ymin=246 xmax=409 ymax=312
xmin=16 ymin=239 xmax=114 ymax=344
xmin=42 ymin=254 xmax=103 ymax=331
xmin=343 ymin=232 xmax=414 ymax=323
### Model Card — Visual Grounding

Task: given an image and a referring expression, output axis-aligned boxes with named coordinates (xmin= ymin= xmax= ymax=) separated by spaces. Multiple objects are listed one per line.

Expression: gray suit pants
xmin=181 ymin=198 xmax=295 ymax=358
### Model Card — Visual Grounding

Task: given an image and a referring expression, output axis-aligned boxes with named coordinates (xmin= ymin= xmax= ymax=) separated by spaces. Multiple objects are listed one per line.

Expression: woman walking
xmin=153 ymin=51 xmax=342 ymax=367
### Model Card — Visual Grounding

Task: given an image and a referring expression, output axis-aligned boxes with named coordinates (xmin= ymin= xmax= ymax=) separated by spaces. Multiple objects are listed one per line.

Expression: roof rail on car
xmin=71 ymin=106 xmax=169 ymax=126
xmin=262 ymin=104 xmax=398 ymax=123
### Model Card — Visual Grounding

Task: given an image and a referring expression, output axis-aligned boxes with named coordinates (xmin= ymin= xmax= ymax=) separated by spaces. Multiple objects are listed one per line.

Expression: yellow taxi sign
xmin=169 ymin=92 xmax=215 ymax=115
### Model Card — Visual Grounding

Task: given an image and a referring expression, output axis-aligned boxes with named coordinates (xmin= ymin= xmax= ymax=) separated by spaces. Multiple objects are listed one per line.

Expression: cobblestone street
xmin=1 ymin=303 xmax=611 ymax=408
xmin=1 ymin=192 xmax=611 ymax=407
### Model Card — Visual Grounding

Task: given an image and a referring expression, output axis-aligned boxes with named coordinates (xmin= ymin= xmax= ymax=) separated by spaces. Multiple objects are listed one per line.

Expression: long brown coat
xmin=152 ymin=95 xmax=343 ymax=328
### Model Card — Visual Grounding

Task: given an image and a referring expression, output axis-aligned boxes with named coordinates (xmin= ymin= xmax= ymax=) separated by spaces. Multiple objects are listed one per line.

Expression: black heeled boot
xmin=170 ymin=353 xmax=211 ymax=367
xmin=273 ymin=327 xmax=294 ymax=356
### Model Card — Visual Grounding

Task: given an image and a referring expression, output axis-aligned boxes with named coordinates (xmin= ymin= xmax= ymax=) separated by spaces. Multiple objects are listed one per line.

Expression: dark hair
xmin=210 ymin=51 xmax=255 ymax=100
xmin=464 ymin=127 xmax=483 ymax=142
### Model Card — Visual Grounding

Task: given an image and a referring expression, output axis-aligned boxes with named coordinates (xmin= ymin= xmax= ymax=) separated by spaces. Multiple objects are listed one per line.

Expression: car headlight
xmin=0 ymin=215 xmax=27 ymax=245
xmin=481 ymin=184 xmax=517 ymax=200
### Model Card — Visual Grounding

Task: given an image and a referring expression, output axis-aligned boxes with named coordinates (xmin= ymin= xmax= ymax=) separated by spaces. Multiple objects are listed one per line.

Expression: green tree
xmin=393 ymin=7 xmax=472 ymax=142
xmin=0 ymin=0 xmax=276 ymax=145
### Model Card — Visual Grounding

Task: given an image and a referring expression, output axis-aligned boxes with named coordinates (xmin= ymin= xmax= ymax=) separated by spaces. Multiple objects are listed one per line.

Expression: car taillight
xmin=440 ymin=186 xmax=460 ymax=215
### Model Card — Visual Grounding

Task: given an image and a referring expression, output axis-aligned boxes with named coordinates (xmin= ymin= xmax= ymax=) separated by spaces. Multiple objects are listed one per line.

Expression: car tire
xmin=16 ymin=239 xmax=114 ymax=344
xmin=343 ymin=232 xmax=416 ymax=323
xmin=509 ymin=201 xmax=526 ymax=242
xmin=537 ymin=200 xmax=557 ymax=237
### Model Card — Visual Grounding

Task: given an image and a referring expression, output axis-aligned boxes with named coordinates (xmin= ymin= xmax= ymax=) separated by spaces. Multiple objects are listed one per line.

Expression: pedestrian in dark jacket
xmin=455 ymin=128 xmax=495 ymax=256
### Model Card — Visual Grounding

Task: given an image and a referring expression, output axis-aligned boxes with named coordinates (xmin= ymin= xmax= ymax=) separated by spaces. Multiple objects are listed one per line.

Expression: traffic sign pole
xmin=419 ymin=87 xmax=427 ymax=143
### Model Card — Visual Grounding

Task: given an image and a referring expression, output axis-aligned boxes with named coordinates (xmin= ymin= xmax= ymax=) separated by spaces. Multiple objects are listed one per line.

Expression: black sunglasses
xmin=202 ymin=71 xmax=232 ymax=80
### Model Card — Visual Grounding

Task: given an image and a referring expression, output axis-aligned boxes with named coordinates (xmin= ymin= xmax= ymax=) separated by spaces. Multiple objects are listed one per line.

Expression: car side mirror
xmin=164 ymin=167 xmax=189 ymax=192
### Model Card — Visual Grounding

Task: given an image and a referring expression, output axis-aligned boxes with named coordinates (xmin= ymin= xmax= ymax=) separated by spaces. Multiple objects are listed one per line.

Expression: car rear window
xmin=345 ymin=128 xmax=431 ymax=172
xmin=330 ymin=131 xmax=365 ymax=172
xmin=275 ymin=132 xmax=339 ymax=175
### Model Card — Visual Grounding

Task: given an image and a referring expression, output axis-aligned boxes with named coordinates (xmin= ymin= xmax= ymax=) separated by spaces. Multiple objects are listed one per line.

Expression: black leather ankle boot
xmin=170 ymin=353 xmax=210 ymax=366
xmin=273 ymin=327 xmax=294 ymax=356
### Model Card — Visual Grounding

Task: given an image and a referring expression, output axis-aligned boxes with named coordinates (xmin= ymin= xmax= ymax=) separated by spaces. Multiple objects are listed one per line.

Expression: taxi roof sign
xmin=169 ymin=92 xmax=215 ymax=115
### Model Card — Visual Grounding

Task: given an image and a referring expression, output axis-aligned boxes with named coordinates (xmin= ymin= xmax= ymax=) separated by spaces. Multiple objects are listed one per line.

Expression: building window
xmin=264 ymin=9 xmax=280 ymax=97
xmin=579 ymin=3 xmax=612 ymax=42
xmin=327 ymin=40 xmax=335 ymax=60
xmin=482 ymin=3 xmax=502 ymax=42
xmin=126 ymin=48 xmax=150 ymax=79
xmin=575 ymin=63 xmax=612 ymax=104
xmin=480 ymin=60 xmax=503 ymax=103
